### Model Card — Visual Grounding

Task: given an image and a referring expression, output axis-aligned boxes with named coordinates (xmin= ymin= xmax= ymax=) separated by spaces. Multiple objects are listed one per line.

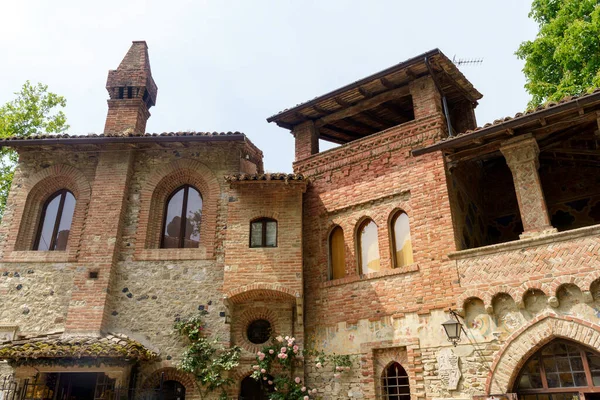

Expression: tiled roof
xmin=0 ymin=331 xmax=158 ymax=361
xmin=413 ymin=88 xmax=600 ymax=156
xmin=440 ymin=88 xmax=600 ymax=143
xmin=0 ymin=131 xmax=245 ymax=142
xmin=224 ymin=173 xmax=305 ymax=183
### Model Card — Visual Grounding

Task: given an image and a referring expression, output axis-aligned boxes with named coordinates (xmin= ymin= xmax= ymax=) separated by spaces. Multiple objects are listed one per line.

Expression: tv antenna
xmin=452 ymin=55 xmax=483 ymax=66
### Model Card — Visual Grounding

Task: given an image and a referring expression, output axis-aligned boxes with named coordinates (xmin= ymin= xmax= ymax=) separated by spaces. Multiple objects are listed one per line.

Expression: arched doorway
xmin=514 ymin=340 xmax=600 ymax=400
xmin=381 ymin=362 xmax=410 ymax=400
xmin=156 ymin=380 xmax=185 ymax=400
xmin=240 ymin=376 xmax=274 ymax=400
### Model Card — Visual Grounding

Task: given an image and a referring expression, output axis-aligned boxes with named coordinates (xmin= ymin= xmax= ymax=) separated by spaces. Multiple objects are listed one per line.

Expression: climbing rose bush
xmin=251 ymin=335 xmax=352 ymax=400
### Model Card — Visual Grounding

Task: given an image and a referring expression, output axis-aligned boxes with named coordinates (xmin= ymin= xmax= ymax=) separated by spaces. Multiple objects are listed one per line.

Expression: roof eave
xmin=266 ymin=48 xmax=443 ymax=124
xmin=412 ymin=91 xmax=600 ymax=156
xmin=0 ymin=133 xmax=248 ymax=148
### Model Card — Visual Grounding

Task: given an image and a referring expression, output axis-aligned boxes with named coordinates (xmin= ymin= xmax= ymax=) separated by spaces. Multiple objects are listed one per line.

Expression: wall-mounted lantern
xmin=442 ymin=310 xmax=463 ymax=346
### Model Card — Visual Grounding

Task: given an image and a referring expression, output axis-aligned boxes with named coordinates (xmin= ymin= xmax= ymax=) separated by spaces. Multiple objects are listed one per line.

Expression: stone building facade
xmin=0 ymin=41 xmax=600 ymax=400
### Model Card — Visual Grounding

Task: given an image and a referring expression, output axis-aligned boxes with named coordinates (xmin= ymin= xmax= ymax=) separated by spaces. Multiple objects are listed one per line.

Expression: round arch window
xmin=247 ymin=319 xmax=272 ymax=344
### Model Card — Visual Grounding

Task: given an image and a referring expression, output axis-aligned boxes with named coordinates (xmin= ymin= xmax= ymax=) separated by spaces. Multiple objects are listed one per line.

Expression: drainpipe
xmin=424 ymin=57 xmax=454 ymax=137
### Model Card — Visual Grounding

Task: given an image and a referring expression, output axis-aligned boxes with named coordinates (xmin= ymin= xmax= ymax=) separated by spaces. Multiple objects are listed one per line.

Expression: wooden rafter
xmin=344 ymin=117 xmax=379 ymax=133
xmin=321 ymin=124 xmax=364 ymax=139
xmin=334 ymin=97 xmax=352 ymax=107
xmin=380 ymin=78 xmax=396 ymax=89
xmin=363 ymin=110 xmax=398 ymax=127
xmin=315 ymin=86 xmax=410 ymax=128
xmin=358 ymin=87 xmax=373 ymax=98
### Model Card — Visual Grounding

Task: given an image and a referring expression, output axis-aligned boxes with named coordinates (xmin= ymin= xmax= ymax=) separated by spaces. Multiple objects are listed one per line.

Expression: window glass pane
xmin=265 ymin=221 xmax=277 ymax=247
xmin=559 ymin=372 xmax=574 ymax=387
xmin=544 ymin=357 xmax=557 ymax=373
xmin=529 ymin=374 xmax=542 ymax=389
xmin=360 ymin=220 xmax=380 ymax=274
xmin=393 ymin=212 xmax=413 ymax=267
xmin=37 ymin=194 xmax=61 ymax=251
xmin=556 ymin=357 xmax=571 ymax=372
xmin=54 ymin=192 xmax=75 ymax=251
xmin=330 ymin=227 xmax=346 ymax=280
xmin=163 ymin=188 xmax=184 ymax=248
xmin=251 ymin=222 xmax=263 ymax=247
xmin=587 ymin=353 xmax=600 ymax=370
xmin=573 ymin=372 xmax=587 ymax=387
xmin=570 ymin=356 xmax=583 ymax=371
xmin=184 ymin=187 xmax=202 ymax=248
xmin=546 ymin=373 xmax=560 ymax=388
xmin=592 ymin=373 xmax=600 ymax=386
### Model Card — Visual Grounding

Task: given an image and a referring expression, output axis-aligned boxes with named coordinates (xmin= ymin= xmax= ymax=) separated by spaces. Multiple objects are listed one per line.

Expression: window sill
xmin=2 ymin=250 xmax=71 ymax=263
xmin=135 ymin=247 xmax=210 ymax=261
xmin=448 ymin=223 xmax=600 ymax=260
xmin=321 ymin=263 xmax=419 ymax=288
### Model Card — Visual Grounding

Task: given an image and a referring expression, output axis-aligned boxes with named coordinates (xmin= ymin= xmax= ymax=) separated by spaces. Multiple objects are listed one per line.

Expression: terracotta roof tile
xmin=0 ymin=131 xmax=245 ymax=142
xmin=439 ymin=88 xmax=600 ymax=143
xmin=224 ymin=173 xmax=305 ymax=183
xmin=0 ymin=331 xmax=158 ymax=361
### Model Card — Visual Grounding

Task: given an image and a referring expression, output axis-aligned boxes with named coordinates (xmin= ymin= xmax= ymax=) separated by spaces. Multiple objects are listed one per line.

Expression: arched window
xmin=161 ymin=185 xmax=203 ymax=249
xmin=358 ymin=219 xmax=380 ymax=274
xmin=391 ymin=211 xmax=414 ymax=268
xmin=250 ymin=218 xmax=277 ymax=248
xmin=381 ymin=362 xmax=410 ymax=400
xmin=329 ymin=226 xmax=346 ymax=280
xmin=515 ymin=340 xmax=600 ymax=399
xmin=34 ymin=190 xmax=76 ymax=251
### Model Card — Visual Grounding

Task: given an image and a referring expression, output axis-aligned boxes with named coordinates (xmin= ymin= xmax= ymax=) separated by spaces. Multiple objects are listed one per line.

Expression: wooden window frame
xmin=390 ymin=211 xmax=413 ymax=268
xmin=249 ymin=218 xmax=278 ymax=248
xmin=328 ymin=225 xmax=345 ymax=280
xmin=356 ymin=218 xmax=378 ymax=275
xmin=33 ymin=189 xmax=74 ymax=251
xmin=160 ymin=184 xmax=202 ymax=249
xmin=515 ymin=340 xmax=600 ymax=397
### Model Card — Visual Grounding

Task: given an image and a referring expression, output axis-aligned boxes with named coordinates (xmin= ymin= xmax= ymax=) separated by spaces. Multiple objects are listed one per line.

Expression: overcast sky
xmin=0 ymin=0 xmax=538 ymax=172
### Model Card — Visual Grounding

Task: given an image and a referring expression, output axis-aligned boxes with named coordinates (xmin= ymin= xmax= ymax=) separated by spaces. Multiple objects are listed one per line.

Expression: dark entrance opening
xmin=56 ymin=373 xmax=98 ymax=400
xmin=240 ymin=376 xmax=274 ymax=400
xmin=157 ymin=380 xmax=186 ymax=400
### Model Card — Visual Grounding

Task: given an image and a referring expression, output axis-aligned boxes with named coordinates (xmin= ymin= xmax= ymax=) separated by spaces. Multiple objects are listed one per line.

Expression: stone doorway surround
xmin=486 ymin=313 xmax=600 ymax=394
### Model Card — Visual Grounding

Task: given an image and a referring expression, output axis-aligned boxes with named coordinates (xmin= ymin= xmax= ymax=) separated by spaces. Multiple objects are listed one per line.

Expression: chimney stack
xmin=103 ymin=41 xmax=158 ymax=135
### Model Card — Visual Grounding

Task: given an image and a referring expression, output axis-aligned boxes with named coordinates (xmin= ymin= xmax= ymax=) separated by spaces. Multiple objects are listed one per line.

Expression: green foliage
xmin=251 ymin=335 xmax=353 ymax=400
xmin=516 ymin=0 xmax=600 ymax=107
xmin=0 ymin=81 xmax=69 ymax=218
xmin=174 ymin=311 xmax=241 ymax=399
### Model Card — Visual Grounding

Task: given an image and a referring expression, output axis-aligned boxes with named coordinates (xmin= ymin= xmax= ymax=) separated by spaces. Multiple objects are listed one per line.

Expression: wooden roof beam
xmin=363 ymin=110 xmax=398 ymax=127
xmin=358 ymin=87 xmax=373 ymax=98
xmin=316 ymin=85 xmax=410 ymax=128
xmin=344 ymin=117 xmax=379 ymax=133
xmin=321 ymin=124 xmax=364 ymax=139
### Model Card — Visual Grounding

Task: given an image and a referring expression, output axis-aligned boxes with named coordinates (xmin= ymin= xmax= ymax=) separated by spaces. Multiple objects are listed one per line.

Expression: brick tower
xmin=103 ymin=41 xmax=158 ymax=135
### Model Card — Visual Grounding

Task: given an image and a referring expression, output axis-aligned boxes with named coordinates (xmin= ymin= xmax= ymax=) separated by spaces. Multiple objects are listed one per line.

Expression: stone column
xmin=500 ymin=135 xmax=556 ymax=239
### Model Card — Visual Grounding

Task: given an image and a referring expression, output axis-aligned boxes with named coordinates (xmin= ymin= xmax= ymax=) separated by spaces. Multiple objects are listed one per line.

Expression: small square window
xmin=250 ymin=218 xmax=277 ymax=248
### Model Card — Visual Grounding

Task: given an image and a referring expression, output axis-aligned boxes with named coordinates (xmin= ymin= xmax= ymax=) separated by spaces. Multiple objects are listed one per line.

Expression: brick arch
xmin=11 ymin=164 xmax=91 ymax=258
xmin=142 ymin=367 xmax=198 ymax=395
xmin=234 ymin=307 xmax=280 ymax=354
xmin=136 ymin=159 xmax=220 ymax=257
xmin=248 ymin=211 xmax=281 ymax=222
xmin=548 ymin=275 xmax=578 ymax=295
xmin=486 ymin=313 xmax=600 ymax=394
xmin=579 ymin=273 xmax=600 ymax=294
xmin=456 ymin=290 xmax=491 ymax=312
xmin=515 ymin=282 xmax=548 ymax=304
xmin=225 ymin=284 xmax=299 ymax=304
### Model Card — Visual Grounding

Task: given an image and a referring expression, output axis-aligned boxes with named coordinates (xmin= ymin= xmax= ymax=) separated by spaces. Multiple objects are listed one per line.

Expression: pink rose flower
xmin=304 ymin=396 xmax=309 ymax=400
xmin=276 ymin=336 xmax=284 ymax=342
xmin=269 ymin=349 xmax=275 ymax=354
xmin=263 ymin=376 xmax=267 ymax=380
xmin=268 ymin=380 xmax=273 ymax=385
xmin=293 ymin=345 xmax=299 ymax=351
xmin=281 ymin=347 xmax=287 ymax=353
xmin=316 ymin=362 xmax=322 ymax=368
xmin=281 ymin=353 xmax=288 ymax=359
xmin=312 ymin=389 xmax=317 ymax=394
xmin=285 ymin=336 xmax=290 ymax=340
xmin=261 ymin=369 xmax=266 ymax=374
xmin=295 ymin=377 xmax=301 ymax=384
xmin=301 ymin=387 xmax=306 ymax=392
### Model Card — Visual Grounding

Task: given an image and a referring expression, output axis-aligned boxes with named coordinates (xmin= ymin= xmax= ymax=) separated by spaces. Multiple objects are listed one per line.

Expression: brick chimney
xmin=103 ymin=41 xmax=158 ymax=135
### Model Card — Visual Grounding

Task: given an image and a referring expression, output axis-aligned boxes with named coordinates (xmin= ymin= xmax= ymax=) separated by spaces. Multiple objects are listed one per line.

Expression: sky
xmin=0 ymin=0 xmax=539 ymax=173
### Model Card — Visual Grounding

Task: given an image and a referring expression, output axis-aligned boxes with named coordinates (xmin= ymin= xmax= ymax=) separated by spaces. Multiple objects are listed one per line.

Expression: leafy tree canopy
xmin=0 ymin=81 xmax=69 ymax=218
xmin=516 ymin=0 xmax=600 ymax=107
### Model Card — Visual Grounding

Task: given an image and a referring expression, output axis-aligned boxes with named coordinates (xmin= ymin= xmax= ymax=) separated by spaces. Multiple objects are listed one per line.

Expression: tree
xmin=0 ymin=81 xmax=69 ymax=218
xmin=516 ymin=0 xmax=600 ymax=107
